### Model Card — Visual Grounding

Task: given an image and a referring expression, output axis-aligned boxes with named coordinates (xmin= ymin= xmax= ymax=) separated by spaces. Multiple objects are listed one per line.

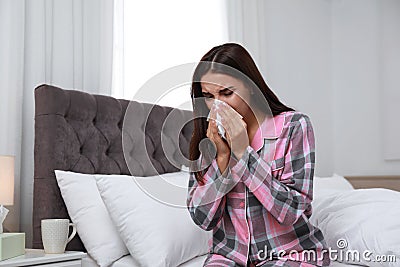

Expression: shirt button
xmin=239 ymin=201 xmax=245 ymax=208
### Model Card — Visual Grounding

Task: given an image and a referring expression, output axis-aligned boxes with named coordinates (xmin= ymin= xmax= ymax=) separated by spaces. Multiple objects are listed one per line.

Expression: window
xmin=112 ymin=0 xmax=228 ymax=110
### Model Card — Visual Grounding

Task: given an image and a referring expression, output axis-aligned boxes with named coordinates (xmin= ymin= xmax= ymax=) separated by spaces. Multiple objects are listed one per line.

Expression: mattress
xmin=82 ymin=254 xmax=363 ymax=267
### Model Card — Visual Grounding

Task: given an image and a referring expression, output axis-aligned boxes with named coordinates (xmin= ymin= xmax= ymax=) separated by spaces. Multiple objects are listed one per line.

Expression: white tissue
xmin=0 ymin=205 xmax=9 ymax=234
xmin=206 ymin=100 xmax=243 ymax=140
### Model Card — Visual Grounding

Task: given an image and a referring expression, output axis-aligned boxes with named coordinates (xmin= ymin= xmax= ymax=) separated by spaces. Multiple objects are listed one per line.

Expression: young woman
xmin=186 ymin=43 xmax=331 ymax=267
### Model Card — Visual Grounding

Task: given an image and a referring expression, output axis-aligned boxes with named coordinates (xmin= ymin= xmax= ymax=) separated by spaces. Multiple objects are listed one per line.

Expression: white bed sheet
xmin=82 ymin=254 xmax=364 ymax=267
xmin=81 ymin=254 xmax=208 ymax=267
xmin=82 ymin=254 xmax=138 ymax=267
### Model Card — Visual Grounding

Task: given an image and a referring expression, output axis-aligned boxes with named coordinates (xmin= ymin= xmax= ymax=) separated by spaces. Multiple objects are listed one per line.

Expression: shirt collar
xmin=250 ymin=111 xmax=287 ymax=152
xmin=260 ymin=111 xmax=287 ymax=139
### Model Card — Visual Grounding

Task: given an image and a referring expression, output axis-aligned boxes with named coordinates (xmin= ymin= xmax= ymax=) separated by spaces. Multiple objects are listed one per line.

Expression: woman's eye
xmin=223 ymin=91 xmax=233 ymax=96
xmin=221 ymin=87 xmax=235 ymax=96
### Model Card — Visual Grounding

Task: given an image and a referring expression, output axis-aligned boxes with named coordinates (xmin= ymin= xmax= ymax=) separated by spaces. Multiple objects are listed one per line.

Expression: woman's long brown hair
xmin=189 ymin=43 xmax=295 ymax=185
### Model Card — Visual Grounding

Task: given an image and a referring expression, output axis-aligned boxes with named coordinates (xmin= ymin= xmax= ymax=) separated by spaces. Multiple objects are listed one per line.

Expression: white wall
xmin=247 ymin=0 xmax=400 ymax=177
xmin=259 ymin=0 xmax=334 ymax=177
xmin=381 ymin=0 xmax=400 ymax=161
xmin=332 ymin=0 xmax=400 ymax=175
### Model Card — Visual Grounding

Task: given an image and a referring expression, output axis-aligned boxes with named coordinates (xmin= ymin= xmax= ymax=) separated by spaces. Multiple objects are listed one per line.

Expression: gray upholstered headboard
xmin=33 ymin=84 xmax=194 ymax=251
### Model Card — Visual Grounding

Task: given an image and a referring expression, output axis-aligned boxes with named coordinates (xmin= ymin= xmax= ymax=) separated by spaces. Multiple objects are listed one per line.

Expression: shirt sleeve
xmin=231 ymin=114 xmax=315 ymax=226
xmin=186 ymin=156 xmax=239 ymax=231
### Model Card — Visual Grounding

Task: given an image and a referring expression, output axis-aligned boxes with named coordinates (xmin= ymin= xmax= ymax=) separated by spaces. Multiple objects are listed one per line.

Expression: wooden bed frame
xmin=344 ymin=175 xmax=400 ymax=192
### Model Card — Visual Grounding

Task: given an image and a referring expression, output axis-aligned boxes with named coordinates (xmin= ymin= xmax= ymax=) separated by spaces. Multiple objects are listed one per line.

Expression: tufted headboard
xmin=33 ymin=84 xmax=194 ymax=251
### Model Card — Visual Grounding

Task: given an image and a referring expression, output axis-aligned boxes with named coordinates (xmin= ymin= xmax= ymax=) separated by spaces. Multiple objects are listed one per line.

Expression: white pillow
xmin=54 ymin=170 xmax=129 ymax=267
xmin=95 ymin=171 xmax=211 ymax=267
xmin=313 ymin=173 xmax=354 ymax=200
xmin=310 ymin=188 xmax=400 ymax=267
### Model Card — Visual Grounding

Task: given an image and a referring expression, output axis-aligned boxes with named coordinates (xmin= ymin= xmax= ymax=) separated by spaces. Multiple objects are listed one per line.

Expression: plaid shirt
xmin=187 ymin=111 xmax=331 ymax=267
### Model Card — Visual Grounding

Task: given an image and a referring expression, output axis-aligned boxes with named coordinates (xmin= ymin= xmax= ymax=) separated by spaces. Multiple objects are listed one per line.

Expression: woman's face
xmin=200 ymin=72 xmax=253 ymax=118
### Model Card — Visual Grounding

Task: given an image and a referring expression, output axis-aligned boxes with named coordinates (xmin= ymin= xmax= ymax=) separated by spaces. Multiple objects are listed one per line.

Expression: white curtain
xmin=0 ymin=0 xmax=115 ymax=247
xmin=225 ymin=0 xmax=267 ymax=74
xmin=0 ymin=0 xmax=25 ymax=236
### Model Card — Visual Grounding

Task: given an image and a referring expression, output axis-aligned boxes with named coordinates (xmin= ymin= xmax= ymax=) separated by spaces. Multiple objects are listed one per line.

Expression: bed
xmin=33 ymin=84 xmax=400 ymax=267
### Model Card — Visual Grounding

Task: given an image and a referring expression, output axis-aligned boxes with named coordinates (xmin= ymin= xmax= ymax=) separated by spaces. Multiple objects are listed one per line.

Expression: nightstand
xmin=0 ymin=249 xmax=86 ymax=267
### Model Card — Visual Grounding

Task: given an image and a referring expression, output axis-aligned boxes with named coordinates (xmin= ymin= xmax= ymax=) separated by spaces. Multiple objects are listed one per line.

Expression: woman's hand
xmin=217 ymin=103 xmax=249 ymax=160
xmin=218 ymin=105 xmax=249 ymax=159
xmin=207 ymin=108 xmax=231 ymax=173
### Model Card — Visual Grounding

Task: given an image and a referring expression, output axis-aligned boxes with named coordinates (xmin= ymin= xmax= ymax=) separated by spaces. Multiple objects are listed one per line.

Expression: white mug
xmin=41 ymin=219 xmax=76 ymax=254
